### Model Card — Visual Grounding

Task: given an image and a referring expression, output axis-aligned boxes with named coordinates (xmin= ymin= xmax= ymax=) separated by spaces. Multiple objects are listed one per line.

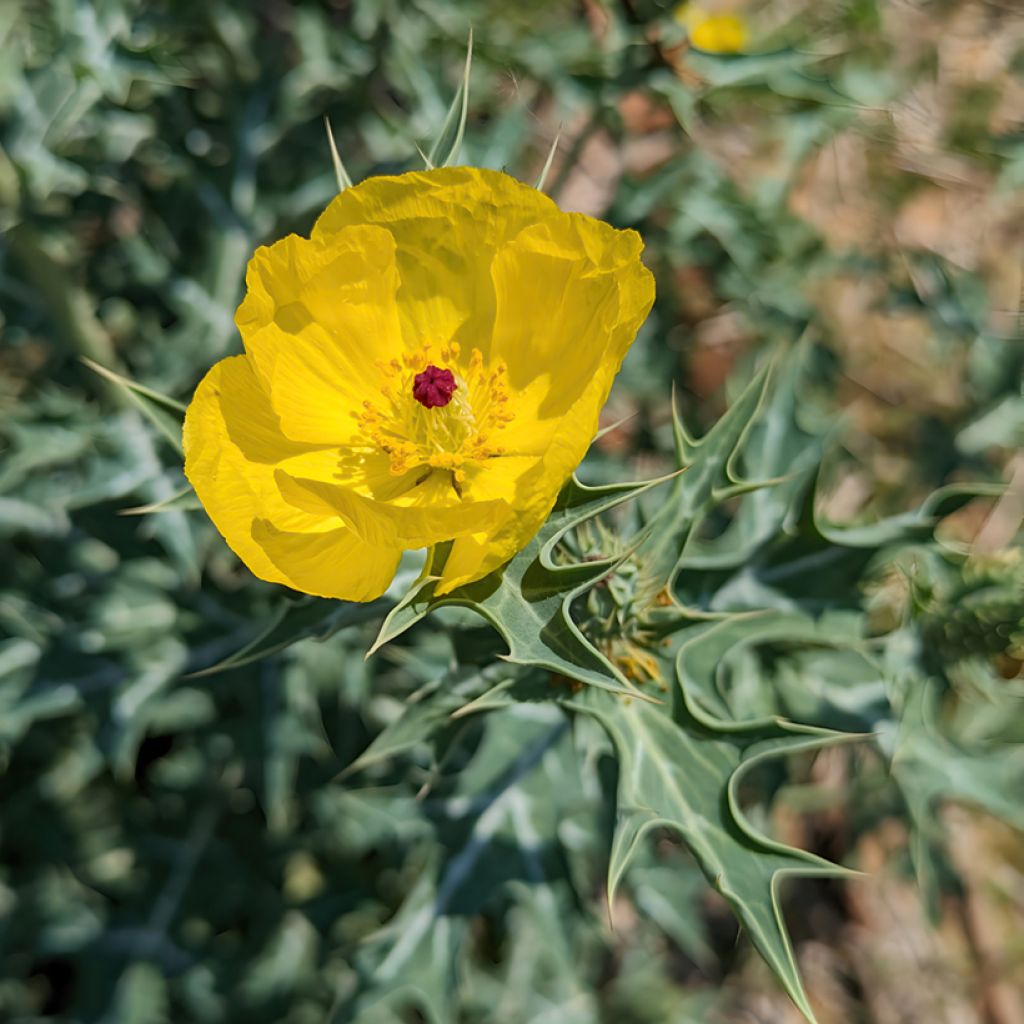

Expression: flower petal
xmin=433 ymin=215 xmax=654 ymax=592
xmin=183 ymin=355 xmax=400 ymax=600
xmin=491 ymin=212 xmax=654 ymax=440
xmin=437 ymin=357 xmax=649 ymax=594
xmin=312 ymin=167 xmax=559 ymax=357
xmin=251 ymin=520 xmax=401 ymax=602
xmin=237 ymin=225 xmax=405 ymax=444
xmin=277 ymin=466 xmax=510 ymax=551
xmin=193 ymin=168 xmax=656 ymax=601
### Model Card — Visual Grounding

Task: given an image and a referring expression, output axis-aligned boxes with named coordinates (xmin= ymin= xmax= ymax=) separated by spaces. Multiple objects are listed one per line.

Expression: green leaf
xmin=371 ymin=473 xmax=675 ymax=698
xmin=680 ymin=339 xmax=826 ymax=569
xmin=81 ymin=357 xmax=185 ymax=454
xmin=343 ymin=866 xmax=466 ymax=1024
xmin=106 ymin=963 xmax=170 ymax=1024
xmin=340 ymin=665 xmax=499 ymax=777
xmin=239 ymin=911 xmax=319 ymax=1003
xmin=339 ymin=707 xmax=574 ymax=1024
xmin=890 ymin=675 xmax=1024 ymax=913
xmin=427 ymin=29 xmax=473 ymax=168
xmin=572 ymin=651 xmax=858 ymax=1024
xmin=467 ymin=884 xmax=597 ymax=1023
xmin=324 ymin=115 xmax=354 ymax=191
xmin=641 ymin=357 xmax=775 ymax=591
xmin=189 ymin=596 xmax=386 ymax=677
xmin=119 ymin=485 xmax=201 ymax=516
xmin=662 ymin=610 xmax=875 ymax=730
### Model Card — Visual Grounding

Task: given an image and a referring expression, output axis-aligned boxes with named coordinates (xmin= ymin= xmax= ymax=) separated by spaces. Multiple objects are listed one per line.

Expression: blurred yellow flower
xmin=675 ymin=3 xmax=748 ymax=54
xmin=184 ymin=168 xmax=654 ymax=601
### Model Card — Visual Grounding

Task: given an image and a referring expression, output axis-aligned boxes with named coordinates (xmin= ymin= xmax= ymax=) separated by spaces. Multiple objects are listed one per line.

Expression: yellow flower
xmin=674 ymin=3 xmax=748 ymax=54
xmin=184 ymin=167 xmax=654 ymax=601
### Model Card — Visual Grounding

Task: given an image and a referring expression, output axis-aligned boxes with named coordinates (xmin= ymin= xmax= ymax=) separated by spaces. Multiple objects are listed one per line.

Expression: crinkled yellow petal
xmin=438 ymin=238 xmax=651 ymax=589
xmin=236 ymin=225 xmax=405 ymax=445
xmin=190 ymin=167 xmax=655 ymax=601
xmin=436 ymin=214 xmax=654 ymax=593
xmin=312 ymin=167 xmax=559 ymax=359
xmin=183 ymin=355 xmax=401 ymax=600
xmin=251 ymin=519 xmax=401 ymax=602
xmin=276 ymin=467 xmax=509 ymax=551
xmin=436 ymin=376 xmax=613 ymax=594
xmin=490 ymin=213 xmax=653 ymax=447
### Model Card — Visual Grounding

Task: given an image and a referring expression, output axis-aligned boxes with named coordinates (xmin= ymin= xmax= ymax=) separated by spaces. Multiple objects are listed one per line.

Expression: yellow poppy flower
xmin=184 ymin=167 xmax=654 ymax=601
xmin=674 ymin=3 xmax=748 ymax=53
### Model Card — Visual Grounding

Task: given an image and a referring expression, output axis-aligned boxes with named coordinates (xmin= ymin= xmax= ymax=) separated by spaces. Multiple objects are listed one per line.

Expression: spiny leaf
xmin=890 ymin=674 xmax=1024 ymax=914
xmin=656 ymin=347 xmax=1007 ymax=617
xmin=681 ymin=338 xmax=826 ymax=569
xmin=571 ymin=622 xmax=860 ymax=1024
xmin=342 ymin=667 xmax=564 ymax=782
xmin=324 ymin=115 xmax=354 ymax=191
xmin=119 ymin=485 xmax=201 ymax=516
xmin=339 ymin=708 xmax=571 ymax=1024
xmin=427 ymin=28 xmax=473 ymax=168
xmin=339 ymin=666 xmax=501 ymax=778
xmin=340 ymin=865 xmax=466 ymax=1024
xmin=370 ymin=473 xmax=675 ymax=699
xmin=708 ymin=476 xmax=1012 ymax=616
xmin=641 ymin=357 xmax=774 ymax=591
xmin=81 ymin=357 xmax=185 ymax=454
xmin=809 ymin=479 xmax=1008 ymax=551
xmin=449 ymin=672 xmax=559 ymax=719
xmin=188 ymin=596 xmax=386 ymax=677
xmin=673 ymin=611 xmax=872 ymax=732
xmin=534 ymin=128 xmax=561 ymax=191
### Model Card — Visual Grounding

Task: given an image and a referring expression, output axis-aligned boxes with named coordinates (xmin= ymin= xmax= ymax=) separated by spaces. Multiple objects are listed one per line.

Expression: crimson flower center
xmin=412 ymin=364 xmax=457 ymax=409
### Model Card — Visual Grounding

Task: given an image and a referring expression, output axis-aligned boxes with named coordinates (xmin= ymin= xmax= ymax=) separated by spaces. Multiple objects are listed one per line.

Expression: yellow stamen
xmin=354 ymin=342 xmax=515 ymax=485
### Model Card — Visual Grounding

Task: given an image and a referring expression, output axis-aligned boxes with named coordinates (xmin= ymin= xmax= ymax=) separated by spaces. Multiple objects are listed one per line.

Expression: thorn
xmin=415 ymin=142 xmax=435 ymax=170
xmin=324 ymin=116 xmax=354 ymax=191
xmin=535 ymin=126 xmax=562 ymax=191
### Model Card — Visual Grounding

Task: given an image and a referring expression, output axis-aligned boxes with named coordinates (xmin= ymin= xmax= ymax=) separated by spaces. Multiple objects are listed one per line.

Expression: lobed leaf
xmin=371 ymin=473 xmax=676 ymax=699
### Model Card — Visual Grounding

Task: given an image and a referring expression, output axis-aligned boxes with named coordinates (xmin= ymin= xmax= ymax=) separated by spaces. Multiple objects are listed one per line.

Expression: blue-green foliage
xmin=2 ymin=2 xmax=1021 ymax=1022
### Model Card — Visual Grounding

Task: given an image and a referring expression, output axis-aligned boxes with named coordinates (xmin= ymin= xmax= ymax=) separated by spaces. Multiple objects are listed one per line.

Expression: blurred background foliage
xmin=1 ymin=0 xmax=1023 ymax=1021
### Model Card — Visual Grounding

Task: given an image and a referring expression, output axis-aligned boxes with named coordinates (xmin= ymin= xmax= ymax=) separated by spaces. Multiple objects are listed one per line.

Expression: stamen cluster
xmin=353 ymin=342 xmax=514 ymax=486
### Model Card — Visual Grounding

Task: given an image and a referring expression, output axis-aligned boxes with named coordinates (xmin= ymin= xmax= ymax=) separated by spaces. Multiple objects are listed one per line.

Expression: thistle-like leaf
xmin=80 ymin=357 xmax=186 ymax=454
xmin=641 ymin=356 xmax=774 ymax=593
xmin=671 ymin=611 xmax=874 ymax=731
xmin=337 ymin=707 xmax=574 ymax=1023
xmin=324 ymin=115 xmax=354 ymax=191
xmin=680 ymin=338 xmax=826 ymax=569
xmin=890 ymin=674 xmax=1024 ymax=914
xmin=188 ymin=596 xmax=386 ymax=677
xmin=428 ymin=29 xmax=473 ymax=168
xmin=341 ymin=864 xmax=466 ymax=1024
xmin=370 ymin=473 xmax=675 ymax=699
xmin=571 ymin=616 xmax=863 ymax=1024
xmin=340 ymin=665 xmax=502 ymax=778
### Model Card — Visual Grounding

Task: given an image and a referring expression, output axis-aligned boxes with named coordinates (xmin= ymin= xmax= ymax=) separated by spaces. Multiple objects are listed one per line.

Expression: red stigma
xmin=412 ymin=364 xmax=457 ymax=409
